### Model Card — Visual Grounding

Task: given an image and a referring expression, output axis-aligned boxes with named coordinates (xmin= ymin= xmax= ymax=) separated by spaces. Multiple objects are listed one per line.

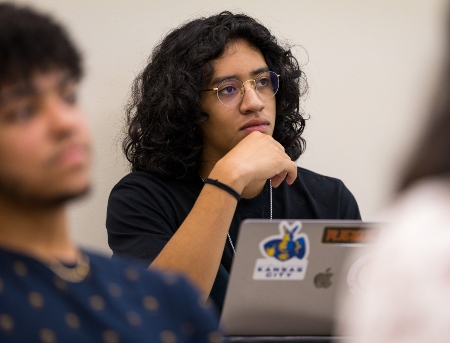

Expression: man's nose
xmin=239 ymin=81 xmax=264 ymax=114
xmin=44 ymin=96 xmax=78 ymax=138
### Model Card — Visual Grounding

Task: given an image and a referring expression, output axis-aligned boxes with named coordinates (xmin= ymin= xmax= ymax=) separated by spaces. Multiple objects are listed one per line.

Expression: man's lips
xmin=240 ymin=118 xmax=270 ymax=133
xmin=47 ymin=143 xmax=89 ymax=168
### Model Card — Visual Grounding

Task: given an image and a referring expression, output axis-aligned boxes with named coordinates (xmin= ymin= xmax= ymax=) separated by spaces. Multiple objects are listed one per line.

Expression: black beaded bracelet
xmin=203 ymin=178 xmax=241 ymax=202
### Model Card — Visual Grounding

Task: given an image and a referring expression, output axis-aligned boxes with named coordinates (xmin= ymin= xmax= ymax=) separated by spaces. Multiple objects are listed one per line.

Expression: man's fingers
xmin=280 ymin=160 xmax=297 ymax=185
xmin=285 ymin=168 xmax=297 ymax=185
xmin=270 ymin=174 xmax=285 ymax=188
xmin=221 ymin=132 xmax=297 ymax=189
xmin=271 ymin=161 xmax=297 ymax=187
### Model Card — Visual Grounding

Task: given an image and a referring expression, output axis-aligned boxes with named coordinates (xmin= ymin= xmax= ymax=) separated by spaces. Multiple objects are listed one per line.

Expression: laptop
xmin=220 ymin=219 xmax=380 ymax=338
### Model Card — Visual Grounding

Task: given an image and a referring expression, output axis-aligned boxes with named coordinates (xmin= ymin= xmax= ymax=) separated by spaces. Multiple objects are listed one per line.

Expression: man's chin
xmin=46 ymin=184 xmax=92 ymax=208
xmin=0 ymin=183 xmax=92 ymax=209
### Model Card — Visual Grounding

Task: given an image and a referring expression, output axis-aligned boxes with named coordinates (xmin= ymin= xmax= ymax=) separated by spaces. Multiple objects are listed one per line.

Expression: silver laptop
xmin=220 ymin=219 xmax=380 ymax=337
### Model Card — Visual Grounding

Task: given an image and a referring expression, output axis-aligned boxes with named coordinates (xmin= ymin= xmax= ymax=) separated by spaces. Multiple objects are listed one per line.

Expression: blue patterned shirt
xmin=0 ymin=247 xmax=221 ymax=343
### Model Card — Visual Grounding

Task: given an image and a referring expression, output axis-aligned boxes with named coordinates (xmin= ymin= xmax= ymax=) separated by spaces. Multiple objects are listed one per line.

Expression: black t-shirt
xmin=106 ymin=167 xmax=361 ymax=313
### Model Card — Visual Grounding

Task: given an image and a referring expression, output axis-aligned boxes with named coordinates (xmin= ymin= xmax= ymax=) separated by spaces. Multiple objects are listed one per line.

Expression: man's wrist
xmin=208 ymin=160 xmax=246 ymax=194
xmin=203 ymin=178 xmax=241 ymax=201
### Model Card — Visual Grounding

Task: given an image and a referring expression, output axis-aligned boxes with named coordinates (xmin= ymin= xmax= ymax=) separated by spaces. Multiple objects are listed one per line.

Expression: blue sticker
xmin=253 ymin=221 xmax=309 ymax=280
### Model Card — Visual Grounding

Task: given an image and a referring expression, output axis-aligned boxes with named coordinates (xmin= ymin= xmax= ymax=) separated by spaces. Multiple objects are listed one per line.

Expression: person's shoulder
xmin=84 ymin=250 xmax=220 ymax=324
xmin=113 ymin=170 xmax=161 ymax=188
xmin=296 ymin=166 xmax=346 ymax=189
xmin=85 ymin=249 xmax=189 ymax=288
xmin=293 ymin=167 xmax=361 ymax=219
xmin=112 ymin=170 xmax=198 ymax=192
xmin=83 ymin=249 xmax=148 ymax=271
xmin=109 ymin=170 xmax=172 ymax=200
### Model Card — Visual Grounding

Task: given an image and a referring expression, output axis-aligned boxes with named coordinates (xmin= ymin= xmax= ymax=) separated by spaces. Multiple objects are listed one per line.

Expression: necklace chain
xmin=200 ymin=176 xmax=272 ymax=256
xmin=45 ymin=252 xmax=90 ymax=283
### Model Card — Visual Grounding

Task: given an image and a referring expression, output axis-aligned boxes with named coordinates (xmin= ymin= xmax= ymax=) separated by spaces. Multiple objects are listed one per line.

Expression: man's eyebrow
xmin=209 ymin=66 xmax=270 ymax=87
xmin=0 ymin=73 xmax=76 ymax=108
xmin=0 ymin=83 xmax=36 ymax=108
xmin=209 ymin=74 xmax=239 ymax=87
xmin=251 ymin=67 xmax=270 ymax=76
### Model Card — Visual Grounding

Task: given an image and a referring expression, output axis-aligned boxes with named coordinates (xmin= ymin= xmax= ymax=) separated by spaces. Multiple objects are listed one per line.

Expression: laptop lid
xmin=220 ymin=219 xmax=380 ymax=336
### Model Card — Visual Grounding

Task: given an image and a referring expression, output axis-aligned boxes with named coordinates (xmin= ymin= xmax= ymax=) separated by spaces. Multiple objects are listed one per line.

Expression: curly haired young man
xmin=107 ymin=12 xmax=361 ymax=313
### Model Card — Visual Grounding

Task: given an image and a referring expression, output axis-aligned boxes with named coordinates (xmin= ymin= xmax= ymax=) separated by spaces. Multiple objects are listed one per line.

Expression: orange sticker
xmin=322 ymin=226 xmax=379 ymax=244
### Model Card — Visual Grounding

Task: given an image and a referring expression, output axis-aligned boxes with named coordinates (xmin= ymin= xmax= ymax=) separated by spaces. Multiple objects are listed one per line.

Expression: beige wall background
xmin=10 ymin=0 xmax=448 ymax=254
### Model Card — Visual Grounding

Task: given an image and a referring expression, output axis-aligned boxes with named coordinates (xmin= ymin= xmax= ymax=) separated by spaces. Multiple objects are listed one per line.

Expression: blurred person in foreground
xmin=106 ymin=11 xmax=361 ymax=314
xmin=0 ymin=3 xmax=220 ymax=342
xmin=336 ymin=13 xmax=450 ymax=343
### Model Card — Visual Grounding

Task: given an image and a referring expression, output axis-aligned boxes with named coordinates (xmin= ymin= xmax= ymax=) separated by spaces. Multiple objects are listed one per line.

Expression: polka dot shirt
xmin=0 ymin=248 xmax=222 ymax=343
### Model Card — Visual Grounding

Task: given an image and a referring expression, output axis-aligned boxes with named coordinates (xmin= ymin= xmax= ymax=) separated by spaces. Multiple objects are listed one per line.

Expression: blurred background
xmin=8 ymin=0 xmax=448 ymax=253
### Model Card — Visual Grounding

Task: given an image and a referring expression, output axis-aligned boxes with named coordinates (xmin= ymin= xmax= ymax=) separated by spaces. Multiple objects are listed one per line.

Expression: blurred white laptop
xmin=220 ymin=219 xmax=381 ymax=337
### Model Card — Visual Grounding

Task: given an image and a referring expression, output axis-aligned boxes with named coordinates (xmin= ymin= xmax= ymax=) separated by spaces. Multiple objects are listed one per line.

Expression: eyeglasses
xmin=202 ymin=71 xmax=280 ymax=106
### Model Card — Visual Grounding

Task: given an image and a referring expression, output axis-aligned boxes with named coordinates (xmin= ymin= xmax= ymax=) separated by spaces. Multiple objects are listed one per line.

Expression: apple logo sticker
xmin=314 ymin=268 xmax=333 ymax=289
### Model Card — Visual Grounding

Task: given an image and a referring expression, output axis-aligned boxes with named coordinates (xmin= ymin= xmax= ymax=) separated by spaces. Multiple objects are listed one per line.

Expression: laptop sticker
xmin=322 ymin=226 xmax=379 ymax=244
xmin=253 ymin=221 xmax=309 ymax=280
xmin=347 ymin=253 xmax=374 ymax=294
xmin=313 ymin=268 xmax=333 ymax=289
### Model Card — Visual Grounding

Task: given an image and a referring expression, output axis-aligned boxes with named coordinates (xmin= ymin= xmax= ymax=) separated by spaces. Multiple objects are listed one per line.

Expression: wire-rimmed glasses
xmin=202 ymin=71 xmax=280 ymax=106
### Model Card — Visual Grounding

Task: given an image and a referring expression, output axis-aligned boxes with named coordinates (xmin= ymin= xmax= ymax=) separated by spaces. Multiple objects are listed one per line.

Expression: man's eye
xmin=9 ymin=105 xmax=36 ymax=122
xmin=218 ymin=85 xmax=238 ymax=95
xmin=257 ymin=77 xmax=270 ymax=87
xmin=62 ymin=91 xmax=77 ymax=105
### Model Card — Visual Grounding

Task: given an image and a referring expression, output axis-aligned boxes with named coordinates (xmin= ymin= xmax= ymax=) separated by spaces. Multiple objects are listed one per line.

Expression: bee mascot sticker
xmin=253 ymin=221 xmax=309 ymax=280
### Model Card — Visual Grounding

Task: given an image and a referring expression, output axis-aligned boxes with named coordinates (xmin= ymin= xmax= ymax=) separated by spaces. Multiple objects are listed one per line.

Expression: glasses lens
xmin=217 ymin=79 xmax=243 ymax=106
xmin=255 ymin=71 xmax=279 ymax=98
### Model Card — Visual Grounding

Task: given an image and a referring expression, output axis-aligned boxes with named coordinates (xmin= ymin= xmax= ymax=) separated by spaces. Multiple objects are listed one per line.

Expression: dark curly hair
xmin=0 ymin=2 xmax=82 ymax=90
xmin=124 ymin=11 xmax=307 ymax=179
